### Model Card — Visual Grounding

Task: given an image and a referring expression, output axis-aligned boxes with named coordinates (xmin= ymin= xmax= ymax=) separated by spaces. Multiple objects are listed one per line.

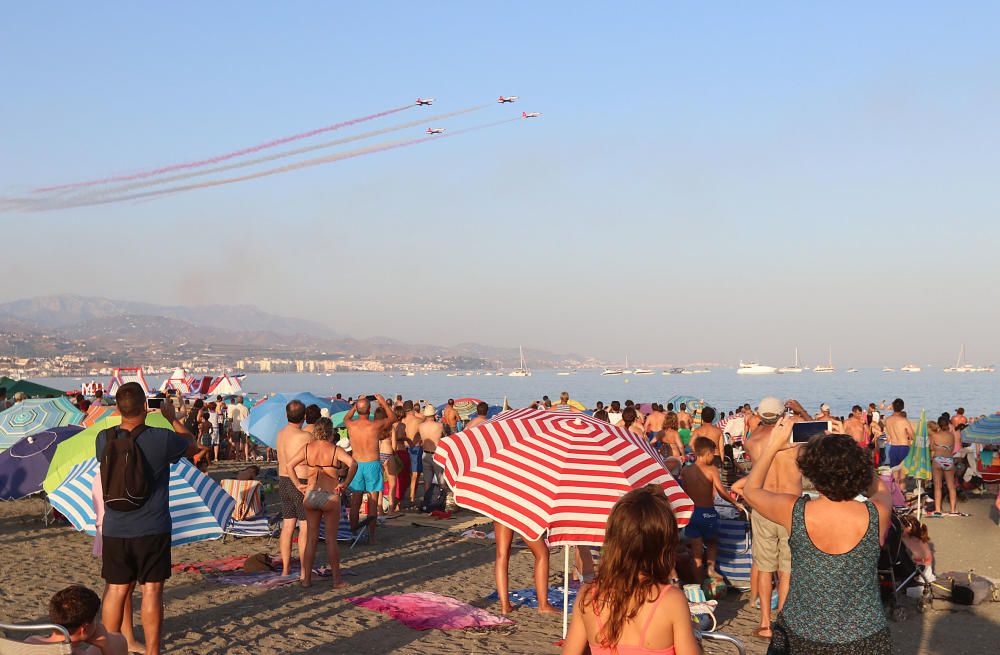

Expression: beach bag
xmin=386 ymin=454 xmax=404 ymax=476
xmin=420 ymin=484 xmax=447 ymax=513
xmin=100 ymin=424 xmax=150 ymax=512
xmin=941 ymin=571 xmax=997 ymax=605
xmin=243 ymin=553 xmax=277 ymax=573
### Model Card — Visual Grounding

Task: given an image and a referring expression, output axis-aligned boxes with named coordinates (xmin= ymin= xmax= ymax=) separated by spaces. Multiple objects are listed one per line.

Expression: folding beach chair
xmin=219 ymin=479 xmax=278 ymax=544
xmin=313 ymin=500 xmax=369 ymax=549
xmin=0 ymin=622 xmax=72 ymax=655
xmin=696 ymin=629 xmax=746 ymax=655
xmin=715 ymin=504 xmax=752 ymax=592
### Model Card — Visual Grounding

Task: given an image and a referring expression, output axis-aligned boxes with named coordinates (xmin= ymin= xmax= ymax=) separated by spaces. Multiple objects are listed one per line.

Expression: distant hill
xmin=0 ymin=294 xmax=588 ymax=367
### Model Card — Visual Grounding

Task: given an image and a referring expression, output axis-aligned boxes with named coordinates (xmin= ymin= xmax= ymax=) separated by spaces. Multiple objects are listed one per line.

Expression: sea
xmin=38 ymin=369 xmax=1000 ymax=418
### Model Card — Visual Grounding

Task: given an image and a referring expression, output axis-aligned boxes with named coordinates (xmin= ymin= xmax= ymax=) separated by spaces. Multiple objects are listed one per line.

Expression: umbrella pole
xmin=563 ymin=545 xmax=570 ymax=639
xmin=917 ymin=480 xmax=923 ymax=521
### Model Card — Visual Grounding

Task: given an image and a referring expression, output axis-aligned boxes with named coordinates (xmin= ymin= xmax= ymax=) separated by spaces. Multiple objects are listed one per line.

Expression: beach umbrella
xmin=450 ymin=398 xmax=484 ymax=420
xmin=434 ymin=407 xmax=694 ymax=636
xmin=82 ymin=405 xmax=118 ymax=428
xmin=48 ymin=456 xmax=235 ymax=546
xmin=665 ymin=395 xmax=707 ymax=428
xmin=0 ymin=377 xmax=68 ymax=399
xmin=329 ymin=409 xmax=375 ymax=429
xmin=961 ymin=413 xmax=1000 ymax=445
xmin=245 ymin=393 xmax=338 ymax=448
xmin=900 ymin=410 xmax=932 ymax=519
xmin=0 ymin=398 xmax=85 ymax=451
xmin=42 ymin=412 xmax=174 ymax=494
xmin=0 ymin=426 xmax=82 ymax=500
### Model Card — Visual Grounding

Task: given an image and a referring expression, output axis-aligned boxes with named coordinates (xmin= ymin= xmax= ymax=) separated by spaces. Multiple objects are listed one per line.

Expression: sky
xmin=2 ymin=3 xmax=999 ymax=367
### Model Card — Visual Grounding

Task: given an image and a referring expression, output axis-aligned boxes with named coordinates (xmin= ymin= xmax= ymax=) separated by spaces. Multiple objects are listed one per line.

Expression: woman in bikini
xmin=562 ymin=485 xmax=699 ymax=655
xmin=928 ymin=418 xmax=958 ymax=515
xmin=289 ymin=417 xmax=357 ymax=587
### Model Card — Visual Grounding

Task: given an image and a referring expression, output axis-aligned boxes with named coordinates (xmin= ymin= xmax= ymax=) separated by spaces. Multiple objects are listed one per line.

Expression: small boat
xmin=446 ymin=373 xmax=459 ymax=377
xmin=404 ymin=372 xmax=416 ymax=377
xmin=778 ymin=348 xmax=803 ymax=374
xmin=882 ymin=367 xmax=896 ymax=373
xmin=662 ymin=367 xmax=685 ymax=375
xmin=508 ymin=346 xmax=532 ymax=377
xmin=601 ymin=367 xmax=624 ymax=376
xmin=633 ymin=368 xmax=654 ymax=376
xmin=690 ymin=368 xmax=710 ymax=374
xmin=736 ymin=361 xmax=777 ymax=375
xmin=846 ymin=368 xmax=859 ymax=374
xmin=556 ymin=371 xmax=572 ymax=376
xmin=813 ymin=346 xmax=835 ymax=373
xmin=901 ymin=364 xmax=922 ymax=373
xmin=622 ymin=356 xmax=633 ymax=375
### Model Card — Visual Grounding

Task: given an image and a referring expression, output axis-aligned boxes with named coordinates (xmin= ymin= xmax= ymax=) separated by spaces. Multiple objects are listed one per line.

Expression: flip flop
xmin=754 ymin=627 xmax=773 ymax=640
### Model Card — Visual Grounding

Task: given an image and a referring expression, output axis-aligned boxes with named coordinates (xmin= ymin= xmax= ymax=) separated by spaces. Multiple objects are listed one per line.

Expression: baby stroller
xmin=878 ymin=511 xmax=931 ymax=620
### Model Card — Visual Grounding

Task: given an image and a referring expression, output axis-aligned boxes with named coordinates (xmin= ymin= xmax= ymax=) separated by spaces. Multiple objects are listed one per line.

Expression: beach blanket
xmin=207 ymin=565 xmax=334 ymax=589
xmin=348 ymin=592 xmax=513 ymax=630
xmin=487 ymin=586 xmax=579 ymax=611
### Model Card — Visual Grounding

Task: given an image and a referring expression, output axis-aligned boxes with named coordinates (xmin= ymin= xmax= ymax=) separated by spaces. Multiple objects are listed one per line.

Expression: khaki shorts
xmin=751 ymin=511 xmax=791 ymax=572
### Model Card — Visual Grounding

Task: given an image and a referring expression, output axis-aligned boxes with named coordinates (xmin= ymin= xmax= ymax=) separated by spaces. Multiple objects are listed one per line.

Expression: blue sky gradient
xmin=2 ymin=3 xmax=998 ymax=366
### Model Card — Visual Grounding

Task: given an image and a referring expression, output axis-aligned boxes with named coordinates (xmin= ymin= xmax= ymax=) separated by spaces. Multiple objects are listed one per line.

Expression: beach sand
xmin=2 ymin=466 xmax=998 ymax=654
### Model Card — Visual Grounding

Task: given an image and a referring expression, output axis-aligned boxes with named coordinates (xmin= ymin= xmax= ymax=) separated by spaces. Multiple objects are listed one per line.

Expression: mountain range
xmin=0 ymin=294 xmax=587 ymax=367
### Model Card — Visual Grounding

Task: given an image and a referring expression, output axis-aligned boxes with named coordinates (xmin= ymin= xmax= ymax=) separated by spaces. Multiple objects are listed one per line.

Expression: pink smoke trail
xmin=64 ymin=105 xmax=490 ymax=200
xmin=33 ymin=104 xmax=414 ymax=193
xmin=37 ymin=117 xmax=521 ymax=211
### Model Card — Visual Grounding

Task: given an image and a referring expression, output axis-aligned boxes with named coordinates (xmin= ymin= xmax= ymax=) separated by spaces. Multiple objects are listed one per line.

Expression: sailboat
xmin=813 ymin=346 xmax=835 ymax=373
xmin=778 ymin=348 xmax=803 ymax=373
xmin=508 ymin=346 xmax=531 ymax=377
xmin=942 ymin=344 xmax=991 ymax=372
xmin=622 ymin=356 xmax=633 ymax=375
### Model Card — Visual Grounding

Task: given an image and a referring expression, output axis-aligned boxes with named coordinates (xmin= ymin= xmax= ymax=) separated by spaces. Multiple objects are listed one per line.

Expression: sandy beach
xmin=1 ymin=460 xmax=997 ymax=654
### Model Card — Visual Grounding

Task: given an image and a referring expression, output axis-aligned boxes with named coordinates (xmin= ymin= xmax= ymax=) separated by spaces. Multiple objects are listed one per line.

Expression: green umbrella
xmin=900 ymin=409 xmax=932 ymax=519
xmin=0 ymin=377 xmax=67 ymax=399
xmin=330 ymin=409 xmax=374 ymax=429
xmin=43 ymin=411 xmax=174 ymax=494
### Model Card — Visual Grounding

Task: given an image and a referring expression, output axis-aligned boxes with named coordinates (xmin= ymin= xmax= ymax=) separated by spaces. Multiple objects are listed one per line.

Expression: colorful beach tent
xmin=962 ymin=413 xmax=1000 ymax=445
xmin=245 ymin=393 xmax=337 ymax=448
xmin=0 ymin=377 xmax=68 ymax=399
xmin=206 ymin=375 xmax=244 ymax=396
xmin=43 ymin=411 xmax=174 ymax=494
xmin=900 ymin=410 xmax=932 ymax=519
xmin=48 ymin=457 xmax=235 ymax=546
xmin=107 ymin=368 xmax=150 ymax=395
xmin=0 ymin=426 xmax=82 ymax=500
xmin=0 ymin=398 xmax=85 ymax=451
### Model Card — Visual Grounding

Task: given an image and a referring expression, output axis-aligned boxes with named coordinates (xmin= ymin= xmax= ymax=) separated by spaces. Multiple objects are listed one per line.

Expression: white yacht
xmin=813 ymin=346 xmax=835 ymax=373
xmin=901 ymin=364 xmax=922 ymax=373
xmin=736 ymin=361 xmax=777 ymax=375
xmin=633 ymin=367 xmax=654 ymax=375
xmin=690 ymin=368 xmax=711 ymax=374
xmin=943 ymin=345 xmax=992 ymax=373
xmin=778 ymin=348 xmax=804 ymax=374
xmin=508 ymin=346 xmax=532 ymax=377
xmin=846 ymin=368 xmax=859 ymax=374
xmin=601 ymin=366 xmax=624 ymax=376
xmin=882 ymin=367 xmax=896 ymax=373
xmin=622 ymin=356 xmax=633 ymax=375
xmin=662 ymin=367 xmax=686 ymax=375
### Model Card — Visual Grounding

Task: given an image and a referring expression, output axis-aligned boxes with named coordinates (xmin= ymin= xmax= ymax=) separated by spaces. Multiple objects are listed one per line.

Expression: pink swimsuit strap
xmin=589 ymin=585 xmax=676 ymax=655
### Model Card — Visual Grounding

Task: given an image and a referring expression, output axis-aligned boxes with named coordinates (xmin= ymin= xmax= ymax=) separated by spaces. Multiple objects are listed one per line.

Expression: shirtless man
xmin=690 ymin=406 xmax=724 ymax=457
xmin=397 ymin=400 xmax=425 ymax=504
xmin=885 ymin=398 xmax=914 ymax=484
xmin=465 ymin=401 xmax=490 ymax=430
xmin=814 ymin=403 xmax=834 ymax=421
xmin=732 ymin=397 xmax=802 ymax=640
xmin=844 ymin=405 xmax=867 ymax=448
xmin=418 ymin=405 xmax=446 ymax=493
xmin=951 ymin=408 xmax=968 ymax=429
xmin=681 ymin=437 xmax=742 ymax=581
xmin=746 ymin=406 xmax=761 ymax=435
xmin=676 ymin=402 xmax=693 ymax=452
xmin=442 ymin=399 xmax=459 ymax=435
xmin=276 ymin=400 xmax=312 ymax=577
xmin=344 ymin=394 xmax=395 ymax=543
xmin=644 ymin=403 xmax=666 ymax=440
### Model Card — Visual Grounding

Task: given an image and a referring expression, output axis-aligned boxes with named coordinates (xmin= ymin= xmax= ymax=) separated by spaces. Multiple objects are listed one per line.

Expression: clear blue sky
xmin=2 ymin=3 xmax=998 ymax=366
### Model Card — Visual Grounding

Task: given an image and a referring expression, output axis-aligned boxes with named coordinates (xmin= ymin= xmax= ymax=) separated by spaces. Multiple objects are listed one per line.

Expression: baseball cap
xmin=759 ymin=397 xmax=784 ymax=420
xmin=423 ymin=405 xmax=436 ymax=417
xmin=820 ymin=403 xmax=831 ymax=412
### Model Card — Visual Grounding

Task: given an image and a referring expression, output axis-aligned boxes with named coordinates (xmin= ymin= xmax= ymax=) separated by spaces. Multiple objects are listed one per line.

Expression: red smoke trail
xmin=33 ymin=104 xmax=414 ymax=193
xmin=67 ymin=105 xmax=490 ymax=200
xmin=37 ymin=117 xmax=521 ymax=211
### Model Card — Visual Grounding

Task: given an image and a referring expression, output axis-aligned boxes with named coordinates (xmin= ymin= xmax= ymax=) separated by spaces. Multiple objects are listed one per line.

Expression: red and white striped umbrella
xmin=434 ymin=408 xmax=693 ymax=546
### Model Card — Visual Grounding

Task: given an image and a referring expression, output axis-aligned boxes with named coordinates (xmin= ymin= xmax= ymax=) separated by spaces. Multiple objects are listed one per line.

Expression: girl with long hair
xmin=562 ymin=485 xmax=698 ymax=655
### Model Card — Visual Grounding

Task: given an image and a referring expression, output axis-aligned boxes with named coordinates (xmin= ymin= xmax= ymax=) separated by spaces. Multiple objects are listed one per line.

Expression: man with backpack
xmin=96 ymin=382 xmax=199 ymax=655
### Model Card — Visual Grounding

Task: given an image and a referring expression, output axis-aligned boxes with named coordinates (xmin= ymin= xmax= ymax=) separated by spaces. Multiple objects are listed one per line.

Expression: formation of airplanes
xmin=426 ymin=127 xmax=445 ymax=134
xmin=416 ymin=96 xmax=540 ymax=133
xmin=498 ymin=96 xmax=518 ymax=103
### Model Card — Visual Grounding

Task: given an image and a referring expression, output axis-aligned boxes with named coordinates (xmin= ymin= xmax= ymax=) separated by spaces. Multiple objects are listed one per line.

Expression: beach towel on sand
xmin=348 ymin=592 xmax=512 ymax=630
xmin=487 ymin=586 xmax=579 ymax=611
xmin=207 ymin=565 xmax=333 ymax=588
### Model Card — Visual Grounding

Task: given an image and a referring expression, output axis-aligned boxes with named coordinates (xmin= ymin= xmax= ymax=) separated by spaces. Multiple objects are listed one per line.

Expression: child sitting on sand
xmin=26 ymin=585 xmax=127 ymax=655
xmin=562 ymin=485 xmax=699 ymax=655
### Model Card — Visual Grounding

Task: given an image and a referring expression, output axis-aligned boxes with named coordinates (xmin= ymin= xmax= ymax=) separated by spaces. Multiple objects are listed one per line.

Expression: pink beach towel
xmin=348 ymin=592 xmax=513 ymax=630
xmin=92 ymin=474 xmax=104 ymax=557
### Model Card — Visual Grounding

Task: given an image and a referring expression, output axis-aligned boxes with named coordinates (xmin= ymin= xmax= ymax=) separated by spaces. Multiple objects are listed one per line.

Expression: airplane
xmin=498 ymin=95 xmax=519 ymax=103
xmin=415 ymin=98 xmax=434 ymax=106
xmin=426 ymin=127 xmax=445 ymax=134
xmin=521 ymin=111 xmax=541 ymax=118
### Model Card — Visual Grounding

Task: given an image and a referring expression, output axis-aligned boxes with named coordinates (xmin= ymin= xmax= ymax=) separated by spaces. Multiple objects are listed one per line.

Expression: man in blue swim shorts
xmin=884 ymin=398 xmax=915 ymax=485
xmin=344 ymin=393 xmax=396 ymax=544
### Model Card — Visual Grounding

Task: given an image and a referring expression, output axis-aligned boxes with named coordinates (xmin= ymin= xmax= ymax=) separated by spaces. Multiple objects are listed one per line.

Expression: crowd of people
xmin=23 ymin=384 xmax=1000 ymax=655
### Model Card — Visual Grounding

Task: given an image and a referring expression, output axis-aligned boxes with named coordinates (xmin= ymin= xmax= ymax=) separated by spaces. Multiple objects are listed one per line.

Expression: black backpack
xmin=100 ymin=424 xmax=150 ymax=512
xmin=420 ymin=484 xmax=447 ymax=513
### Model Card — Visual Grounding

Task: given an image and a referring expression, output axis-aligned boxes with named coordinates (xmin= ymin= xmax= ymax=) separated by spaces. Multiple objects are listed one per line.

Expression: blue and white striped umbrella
xmin=963 ymin=413 xmax=1000 ymax=445
xmin=48 ymin=457 xmax=235 ymax=546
